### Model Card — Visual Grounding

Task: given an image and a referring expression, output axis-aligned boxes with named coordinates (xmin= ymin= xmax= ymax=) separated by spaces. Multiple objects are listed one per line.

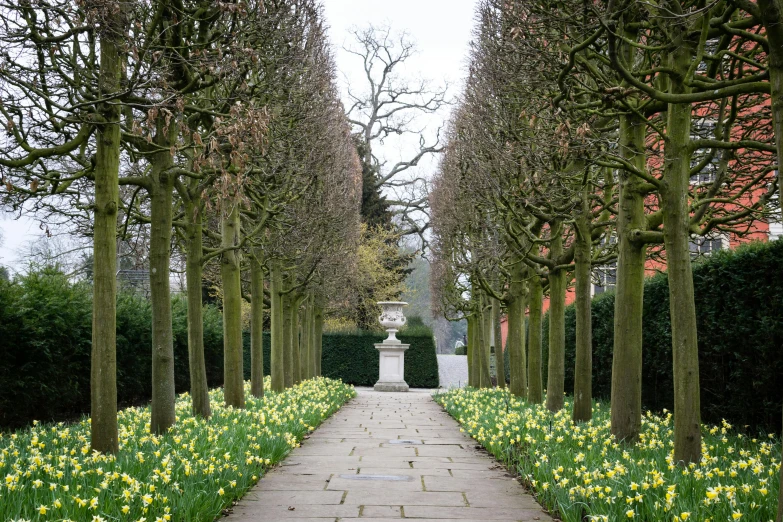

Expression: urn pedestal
xmin=374 ymin=302 xmax=410 ymax=392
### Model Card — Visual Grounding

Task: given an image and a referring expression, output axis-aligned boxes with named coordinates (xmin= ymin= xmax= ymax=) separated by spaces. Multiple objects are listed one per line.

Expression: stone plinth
xmin=374 ymin=342 xmax=410 ymax=392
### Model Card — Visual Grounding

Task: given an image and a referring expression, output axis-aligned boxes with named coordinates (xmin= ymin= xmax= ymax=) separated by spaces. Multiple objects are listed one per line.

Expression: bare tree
xmin=344 ymin=25 xmax=449 ymax=247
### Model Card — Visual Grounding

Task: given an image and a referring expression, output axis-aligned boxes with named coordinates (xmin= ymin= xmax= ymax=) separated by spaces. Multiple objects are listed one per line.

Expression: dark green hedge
xmin=540 ymin=240 xmax=783 ymax=432
xmin=0 ymin=267 xmax=439 ymax=429
xmin=321 ymin=326 xmax=439 ymax=388
xmin=0 ymin=268 xmax=232 ymax=429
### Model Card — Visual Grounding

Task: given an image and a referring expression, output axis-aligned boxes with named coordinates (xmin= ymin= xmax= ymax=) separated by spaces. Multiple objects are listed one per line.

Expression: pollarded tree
xmin=0 ymin=0 xmax=136 ymax=453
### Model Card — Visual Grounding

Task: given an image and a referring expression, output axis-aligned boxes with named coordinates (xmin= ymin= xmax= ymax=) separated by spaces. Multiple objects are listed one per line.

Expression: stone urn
xmin=374 ymin=301 xmax=410 ymax=392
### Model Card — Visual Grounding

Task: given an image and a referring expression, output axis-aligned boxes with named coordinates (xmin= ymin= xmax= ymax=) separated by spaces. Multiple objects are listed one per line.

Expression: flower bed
xmin=0 ymin=377 xmax=354 ymax=521
xmin=435 ymin=388 xmax=780 ymax=521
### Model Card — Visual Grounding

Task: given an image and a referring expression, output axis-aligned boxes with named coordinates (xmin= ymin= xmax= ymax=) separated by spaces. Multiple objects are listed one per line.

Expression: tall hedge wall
xmin=540 ymin=240 xmax=783 ymax=432
xmin=0 ymin=267 xmax=439 ymax=429
xmin=321 ymin=327 xmax=439 ymax=388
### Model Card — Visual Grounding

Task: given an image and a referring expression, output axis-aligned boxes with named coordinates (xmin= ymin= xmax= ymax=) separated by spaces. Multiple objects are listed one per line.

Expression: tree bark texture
xmin=250 ymin=252 xmax=264 ymax=398
xmin=149 ymin=121 xmax=177 ymax=435
xmin=507 ymin=263 xmax=527 ymax=397
xmin=270 ymin=260 xmax=284 ymax=391
xmin=185 ymin=201 xmax=211 ymax=417
xmin=573 ymin=189 xmax=593 ymax=423
xmin=527 ymin=274 xmax=543 ymax=404
xmin=282 ymin=287 xmax=294 ymax=388
xmin=663 ymin=37 xmax=701 ymax=463
xmin=290 ymin=296 xmax=302 ymax=385
xmin=478 ymin=295 xmax=491 ymax=388
xmin=546 ymin=226 xmax=566 ymax=412
xmin=467 ymin=314 xmax=476 ymax=387
xmin=755 ymin=5 xmax=783 ymax=513
xmin=221 ymin=205 xmax=245 ymax=408
xmin=314 ymin=298 xmax=323 ymax=376
xmin=611 ymin=111 xmax=647 ymax=444
xmin=90 ymin=25 xmax=122 ymax=454
xmin=301 ymin=295 xmax=312 ymax=380
xmin=492 ymin=297 xmax=505 ymax=389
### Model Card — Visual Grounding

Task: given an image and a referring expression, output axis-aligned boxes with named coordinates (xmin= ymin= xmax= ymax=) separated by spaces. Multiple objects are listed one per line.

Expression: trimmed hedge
xmin=540 ymin=240 xmax=783 ymax=432
xmin=321 ymin=326 xmax=439 ymax=388
xmin=0 ymin=267 xmax=439 ymax=429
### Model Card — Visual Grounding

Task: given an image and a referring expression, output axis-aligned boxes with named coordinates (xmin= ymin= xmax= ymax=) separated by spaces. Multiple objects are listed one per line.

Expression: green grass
xmin=435 ymin=387 xmax=780 ymax=522
xmin=0 ymin=377 xmax=355 ymax=521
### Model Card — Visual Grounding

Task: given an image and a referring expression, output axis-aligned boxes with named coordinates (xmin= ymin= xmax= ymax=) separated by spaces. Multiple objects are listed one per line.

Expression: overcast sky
xmin=0 ymin=0 xmax=479 ymax=270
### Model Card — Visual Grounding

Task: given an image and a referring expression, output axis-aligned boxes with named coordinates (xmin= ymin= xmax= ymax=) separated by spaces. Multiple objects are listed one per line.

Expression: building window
xmin=689 ymin=234 xmax=728 ymax=257
xmin=593 ymin=262 xmax=617 ymax=296
xmin=690 ymin=118 xmax=721 ymax=186
xmin=696 ymin=38 xmax=720 ymax=73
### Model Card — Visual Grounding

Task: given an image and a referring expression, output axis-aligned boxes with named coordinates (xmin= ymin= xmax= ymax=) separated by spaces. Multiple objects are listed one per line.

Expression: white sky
xmin=0 ymin=0 xmax=479 ymax=270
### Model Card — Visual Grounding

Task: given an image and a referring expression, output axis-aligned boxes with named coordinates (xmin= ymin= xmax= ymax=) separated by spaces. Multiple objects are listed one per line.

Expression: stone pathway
xmin=436 ymin=355 xmax=468 ymax=389
xmin=228 ymin=388 xmax=552 ymax=522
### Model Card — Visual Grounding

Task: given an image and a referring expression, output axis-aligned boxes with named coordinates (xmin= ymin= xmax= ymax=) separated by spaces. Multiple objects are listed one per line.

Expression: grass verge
xmin=435 ymin=387 xmax=779 ymax=522
xmin=1 ymin=377 xmax=355 ymax=521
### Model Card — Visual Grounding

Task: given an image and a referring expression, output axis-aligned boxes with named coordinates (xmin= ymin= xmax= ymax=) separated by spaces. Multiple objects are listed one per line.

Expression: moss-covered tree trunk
xmin=482 ymin=296 xmax=492 ymax=387
xmin=492 ymin=297 xmax=505 ymax=389
xmin=270 ymin=260 xmax=284 ymax=391
xmin=758 ymin=0 xmax=783 ymax=219
xmin=573 ymin=188 xmax=593 ymax=423
xmin=282 ymin=285 xmax=294 ymax=388
xmin=290 ymin=295 xmax=302 ymax=385
xmin=184 ymin=200 xmax=211 ymax=417
xmin=314 ymin=297 xmax=324 ymax=376
xmin=527 ymin=274 xmax=543 ymax=404
xmin=249 ymin=251 xmax=264 ymax=398
xmin=755 ymin=4 xmax=783 ymax=511
xmin=221 ymin=205 xmax=245 ymax=408
xmin=300 ymin=294 xmax=312 ymax=380
xmin=507 ymin=263 xmax=527 ymax=397
xmin=662 ymin=37 xmax=701 ymax=464
xmin=149 ymin=122 xmax=177 ymax=435
xmin=476 ymin=294 xmax=490 ymax=388
xmin=611 ymin=110 xmax=648 ymax=443
xmin=90 ymin=24 xmax=122 ymax=454
xmin=546 ymin=223 xmax=566 ymax=412
xmin=467 ymin=314 xmax=476 ymax=387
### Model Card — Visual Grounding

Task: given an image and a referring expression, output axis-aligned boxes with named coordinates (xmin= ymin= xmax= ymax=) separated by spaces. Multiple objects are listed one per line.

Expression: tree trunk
xmin=527 ymin=274 xmax=543 ymax=404
xmin=90 ymin=25 xmax=122 ymax=454
xmin=483 ymin=298 xmax=493 ymax=386
xmin=755 ymin=4 xmax=783 ymax=513
xmin=467 ymin=314 xmax=476 ymax=387
xmin=492 ymin=297 xmax=505 ymax=389
xmin=546 ymin=224 xmax=566 ymax=412
xmin=611 ymin=112 xmax=648 ymax=443
xmin=250 ymin=251 xmax=264 ymax=398
xmin=185 ymin=200 xmax=211 ymax=417
xmin=270 ymin=260 xmax=284 ymax=391
xmin=290 ymin=295 xmax=302 ymax=385
xmin=478 ymin=295 xmax=491 ymax=388
xmin=282 ymin=286 xmax=294 ymax=388
xmin=779 ymin=405 xmax=783 ymax=522
xmin=314 ymin=298 xmax=324 ymax=376
xmin=573 ymin=188 xmax=593 ymax=423
xmin=758 ymin=0 xmax=783 ymax=211
xmin=507 ymin=262 xmax=527 ymax=397
xmin=149 ymin=121 xmax=177 ymax=435
xmin=301 ymin=294 xmax=312 ymax=380
xmin=221 ymin=205 xmax=245 ymax=408
xmin=662 ymin=39 xmax=701 ymax=463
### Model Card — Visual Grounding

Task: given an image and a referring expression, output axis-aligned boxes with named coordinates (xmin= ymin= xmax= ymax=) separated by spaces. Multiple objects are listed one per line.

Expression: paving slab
xmin=227 ymin=388 xmax=551 ymax=521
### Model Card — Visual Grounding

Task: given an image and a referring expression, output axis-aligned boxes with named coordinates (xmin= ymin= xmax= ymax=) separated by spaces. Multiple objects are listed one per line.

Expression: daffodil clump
xmin=0 ymin=377 xmax=354 ymax=521
xmin=436 ymin=388 xmax=780 ymax=522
